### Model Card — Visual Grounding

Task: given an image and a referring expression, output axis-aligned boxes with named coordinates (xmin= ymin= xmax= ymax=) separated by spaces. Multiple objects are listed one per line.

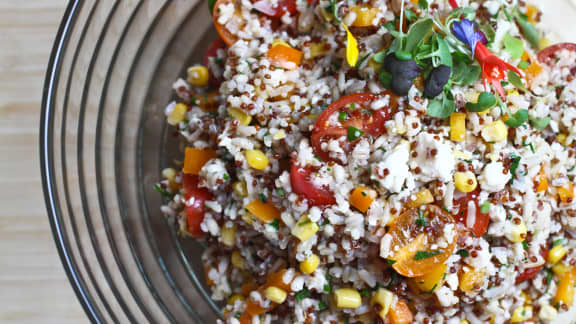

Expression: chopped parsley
xmin=522 ymin=240 xmax=529 ymax=250
xmin=295 ymin=287 xmax=310 ymax=302
xmin=259 ymin=193 xmax=267 ymax=203
xmin=234 ymin=312 xmax=242 ymax=319
xmin=386 ymin=258 xmax=397 ymax=266
xmin=545 ymin=268 xmax=554 ymax=285
xmin=553 ymin=238 xmax=566 ymax=247
xmin=415 ymin=209 xmax=427 ymax=227
xmin=268 ymin=218 xmax=280 ymax=230
xmin=323 ymin=284 xmax=332 ymax=293
xmin=222 ymin=173 xmax=230 ymax=181
xmin=154 ymin=184 xmax=174 ymax=199
xmin=347 ymin=126 xmax=365 ymax=141
xmin=318 ymin=300 xmax=328 ymax=311
xmin=480 ymin=201 xmax=491 ymax=214
xmin=276 ymin=188 xmax=285 ymax=197
xmin=509 ymin=154 xmax=522 ymax=184
xmin=338 ymin=111 xmax=348 ymax=122
xmin=360 ymin=288 xmax=371 ymax=297
xmin=414 ymin=250 xmax=443 ymax=260
xmin=456 ymin=249 xmax=470 ymax=257
xmin=522 ymin=140 xmax=535 ymax=153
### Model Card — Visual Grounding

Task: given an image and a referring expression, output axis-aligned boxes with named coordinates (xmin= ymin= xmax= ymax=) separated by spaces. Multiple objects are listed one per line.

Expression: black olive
xmin=384 ymin=53 xmax=421 ymax=80
xmin=424 ymin=65 xmax=451 ymax=98
xmin=390 ymin=76 xmax=413 ymax=96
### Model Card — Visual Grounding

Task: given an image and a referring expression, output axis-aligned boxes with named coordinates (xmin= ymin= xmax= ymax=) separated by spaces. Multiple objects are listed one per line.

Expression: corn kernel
xmin=264 ymin=286 xmax=287 ymax=304
xmin=552 ymin=263 xmax=571 ymax=275
xmin=481 ymin=120 xmax=508 ymax=142
xmin=406 ymin=189 xmax=434 ymax=208
xmin=228 ymin=294 xmax=245 ymax=305
xmin=273 ymin=130 xmax=286 ymax=140
xmin=450 ymin=113 xmax=466 ymax=142
xmin=334 ymin=288 xmax=362 ymax=308
xmin=539 ymin=38 xmax=551 ymax=51
xmin=300 ymin=254 xmax=320 ymax=274
xmin=291 ymin=215 xmax=319 ymax=242
xmin=412 ymin=263 xmax=447 ymax=293
xmin=539 ymin=304 xmax=558 ymax=321
xmin=231 ymin=251 xmax=244 ymax=269
xmin=162 ymin=168 xmax=176 ymax=181
xmin=167 ymin=103 xmax=188 ymax=126
xmin=506 ymin=220 xmax=527 ymax=243
xmin=454 ymin=171 xmax=478 ymax=193
xmin=371 ymin=288 xmax=394 ymax=319
xmin=187 ymin=65 xmax=209 ymax=87
xmin=555 ymin=272 xmax=575 ymax=307
xmin=557 ymin=133 xmax=567 ymax=146
xmin=548 ymin=245 xmax=568 ymax=264
xmin=221 ymin=224 xmax=236 ymax=247
xmin=309 ymin=42 xmax=327 ymax=58
xmin=245 ymin=149 xmax=269 ymax=170
xmin=233 ymin=180 xmax=248 ymax=197
xmin=228 ymin=107 xmax=252 ymax=126
xmin=511 ymin=306 xmax=533 ymax=323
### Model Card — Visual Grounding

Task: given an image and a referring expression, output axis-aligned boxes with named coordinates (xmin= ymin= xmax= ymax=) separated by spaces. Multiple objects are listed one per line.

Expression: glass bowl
xmin=40 ymin=0 xmax=576 ymax=323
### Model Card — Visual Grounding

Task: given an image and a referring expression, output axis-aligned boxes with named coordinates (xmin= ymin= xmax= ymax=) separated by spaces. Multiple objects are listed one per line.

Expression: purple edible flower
xmin=451 ymin=19 xmax=487 ymax=55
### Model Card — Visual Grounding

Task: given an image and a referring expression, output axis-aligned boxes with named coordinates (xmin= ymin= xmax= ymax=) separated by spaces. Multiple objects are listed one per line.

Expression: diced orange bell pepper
xmin=349 ymin=6 xmax=379 ymax=27
xmin=388 ymin=299 xmax=413 ymax=324
xmin=555 ymin=271 xmax=575 ymax=307
xmin=535 ymin=168 xmax=548 ymax=193
xmin=267 ymin=44 xmax=302 ymax=70
xmin=349 ymin=186 xmax=376 ymax=213
xmin=183 ymin=147 xmax=217 ymax=175
xmin=245 ymin=199 xmax=281 ymax=224
xmin=245 ymin=299 xmax=268 ymax=316
xmin=558 ymin=182 xmax=574 ymax=204
xmin=459 ymin=267 xmax=485 ymax=292
xmin=526 ymin=5 xmax=540 ymax=25
xmin=242 ymin=280 xmax=257 ymax=296
xmin=196 ymin=92 xmax=220 ymax=112
xmin=521 ymin=51 xmax=543 ymax=86
xmin=204 ymin=266 xmax=214 ymax=286
xmin=237 ymin=312 xmax=253 ymax=324
xmin=264 ymin=269 xmax=292 ymax=291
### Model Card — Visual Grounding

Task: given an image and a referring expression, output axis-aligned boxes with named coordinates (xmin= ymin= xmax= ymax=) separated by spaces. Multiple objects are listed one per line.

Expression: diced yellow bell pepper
xmin=291 ymin=215 xmax=319 ymax=242
xmin=228 ymin=107 xmax=252 ymax=126
xmin=450 ymin=113 xmax=466 ymax=142
xmin=406 ymin=189 xmax=434 ymax=208
xmin=481 ymin=120 xmax=508 ymax=142
xmin=349 ymin=6 xmax=379 ymax=27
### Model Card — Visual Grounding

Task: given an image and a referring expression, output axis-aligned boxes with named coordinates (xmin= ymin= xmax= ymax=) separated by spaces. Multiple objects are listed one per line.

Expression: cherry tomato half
xmin=213 ymin=0 xmax=240 ymax=46
xmin=252 ymin=0 xmax=297 ymax=18
xmin=537 ymin=42 xmax=576 ymax=66
xmin=453 ymin=189 xmax=490 ymax=238
xmin=387 ymin=205 xmax=458 ymax=277
xmin=203 ymin=38 xmax=227 ymax=87
xmin=515 ymin=245 xmax=548 ymax=284
xmin=290 ymin=162 xmax=336 ymax=207
xmin=182 ymin=173 xmax=213 ymax=237
xmin=311 ymin=93 xmax=392 ymax=163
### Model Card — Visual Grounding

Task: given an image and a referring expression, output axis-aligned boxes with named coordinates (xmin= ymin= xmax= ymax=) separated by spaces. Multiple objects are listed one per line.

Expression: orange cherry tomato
xmin=213 ymin=0 xmax=240 ymax=46
xmin=387 ymin=205 xmax=457 ymax=277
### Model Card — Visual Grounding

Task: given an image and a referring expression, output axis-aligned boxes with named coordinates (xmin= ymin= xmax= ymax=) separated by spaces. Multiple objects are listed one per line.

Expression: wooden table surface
xmin=0 ymin=1 xmax=88 ymax=323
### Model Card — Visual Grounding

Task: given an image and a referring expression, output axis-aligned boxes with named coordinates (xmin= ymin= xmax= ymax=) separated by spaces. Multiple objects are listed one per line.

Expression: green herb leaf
xmin=338 ymin=111 xmax=348 ymax=122
xmin=418 ymin=0 xmax=428 ymax=10
xmin=530 ymin=116 xmax=551 ymax=130
xmin=545 ymin=268 xmax=554 ymax=285
xmin=318 ymin=300 xmax=328 ymax=311
xmin=356 ymin=52 xmax=372 ymax=68
xmin=347 ymin=126 xmax=365 ymax=141
xmin=154 ymin=184 xmax=174 ymax=199
xmin=373 ymin=50 xmax=387 ymax=63
xmin=465 ymin=92 xmax=497 ymax=112
xmin=268 ymin=218 xmax=280 ymax=230
xmin=259 ymin=193 xmax=267 ymax=203
xmin=522 ymin=240 xmax=529 ymax=250
xmin=404 ymin=9 xmax=417 ymax=23
xmin=414 ymin=250 xmax=443 ymax=260
xmin=295 ymin=287 xmax=310 ymax=302
xmin=276 ymin=188 xmax=285 ymax=197
xmin=504 ymin=33 xmax=524 ymax=60
xmin=386 ymin=258 xmax=397 ymax=266
xmin=514 ymin=11 xmax=539 ymax=49
xmin=208 ymin=0 xmax=217 ymax=14
xmin=416 ymin=210 xmax=427 ymax=227
xmin=323 ymin=284 xmax=332 ymax=293
xmin=452 ymin=53 xmax=481 ymax=85
xmin=456 ymin=249 xmax=470 ymax=257
xmin=234 ymin=312 xmax=242 ymax=319
xmin=553 ymin=238 xmax=566 ymax=247
xmin=427 ymin=90 xmax=455 ymax=118
xmin=480 ymin=201 xmax=491 ymax=214
xmin=379 ymin=70 xmax=392 ymax=88
xmin=507 ymin=71 xmax=527 ymax=92
xmin=509 ymin=154 xmax=522 ymax=184
xmin=404 ymin=18 xmax=434 ymax=53
xmin=360 ymin=288 xmax=371 ymax=297
xmin=437 ymin=36 xmax=453 ymax=68
xmin=505 ymin=109 xmax=529 ymax=128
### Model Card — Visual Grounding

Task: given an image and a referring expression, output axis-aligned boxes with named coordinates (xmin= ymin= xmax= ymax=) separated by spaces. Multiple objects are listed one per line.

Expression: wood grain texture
xmin=0 ymin=1 xmax=88 ymax=323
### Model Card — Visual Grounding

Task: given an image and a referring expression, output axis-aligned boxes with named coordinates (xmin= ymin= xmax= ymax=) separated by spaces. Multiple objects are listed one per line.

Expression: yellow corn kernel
xmin=233 ymin=180 xmax=248 ymax=197
xmin=558 ymin=182 xmax=575 ymax=203
xmin=371 ymin=288 xmax=394 ymax=320
xmin=241 ymin=211 xmax=253 ymax=225
xmin=506 ymin=220 xmax=527 ymax=243
xmin=539 ymin=304 xmax=558 ymax=321
xmin=459 ymin=267 xmax=485 ymax=292
xmin=552 ymin=263 xmax=571 ymax=275
xmin=228 ymin=107 xmax=252 ymax=126
xmin=273 ymin=130 xmax=286 ymax=140
xmin=450 ymin=113 xmax=466 ymax=142
xmin=291 ymin=215 xmax=319 ymax=242
xmin=334 ymin=288 xmax=362 ymax=308
xmin=167 ymin=103 xmax=188 ymax=126
xmin=406 ymin=189 xmax=434 ymax=208
xmin=162 ymin=168 xmax=177 ymax=181
xmin=460 ymin=321 xmax=470 ymax=324
xmin=412 ymin=263 xmax=447 ymax=293
xmin=539 ymin=38 xmax=551 ymax=51
xmin=557 ymin=133 xmax=567 ymax=146
xmin=221 ymin=224 xmax=236 ymax=247
xmin=511 ymin=306 xmax=533 ymax=323
xmin=231 ymin=251 xmax=244 ymax=269
xmin=309 ymin=42 xmax=327 ymax=58
xmin=555 ymin=272 xmax=575 ymax=307
xmin=454 ymin=171 xmax=478 ymax=193
xmin=245 ymin=149 xmax=269 ymax=170
xmin=481 ymin=120 xmax=508 ymax=142
xmin=349 ymin=6 xmax=379 ymax=27
xmin=549 ymin=245 xmax=568 ymax=264
xmin=264 ymin=286 xmax=287 ymax=304
xmin=187 ymin=65 xmax=209 ymax=87
xmin=300 ymin=254 xmax=320 ymax=274
xmin=228 ymin=294 xmax=245 ymax=305
xmin=272 ymin=39 xmax=291 ymax=48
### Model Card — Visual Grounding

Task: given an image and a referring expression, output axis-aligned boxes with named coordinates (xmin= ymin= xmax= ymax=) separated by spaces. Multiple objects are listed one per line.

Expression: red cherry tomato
xmin=203 ymin=38 xmax=227 ymax=87
xmin=537 ymin=42 xmax=576 ymax=66
xmin=311 ymin=93 xmax=393 ymax=163
xmin=182 ymin=173 xmax=213 ymax=237
xmin=515 ymin=246 xmax=548 ymax=284
xmin=290 ymin=162 xmax=336 ymax=207
xmin=453 ymin=189 xmax=490 ymax=238
xmin=253 ymin=0 xmax=297 ymax=17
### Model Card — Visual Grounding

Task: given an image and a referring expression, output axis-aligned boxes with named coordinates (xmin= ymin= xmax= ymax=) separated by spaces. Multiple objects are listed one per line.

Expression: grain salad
xmin=156 ymin=0 xmax=576 ymax=323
